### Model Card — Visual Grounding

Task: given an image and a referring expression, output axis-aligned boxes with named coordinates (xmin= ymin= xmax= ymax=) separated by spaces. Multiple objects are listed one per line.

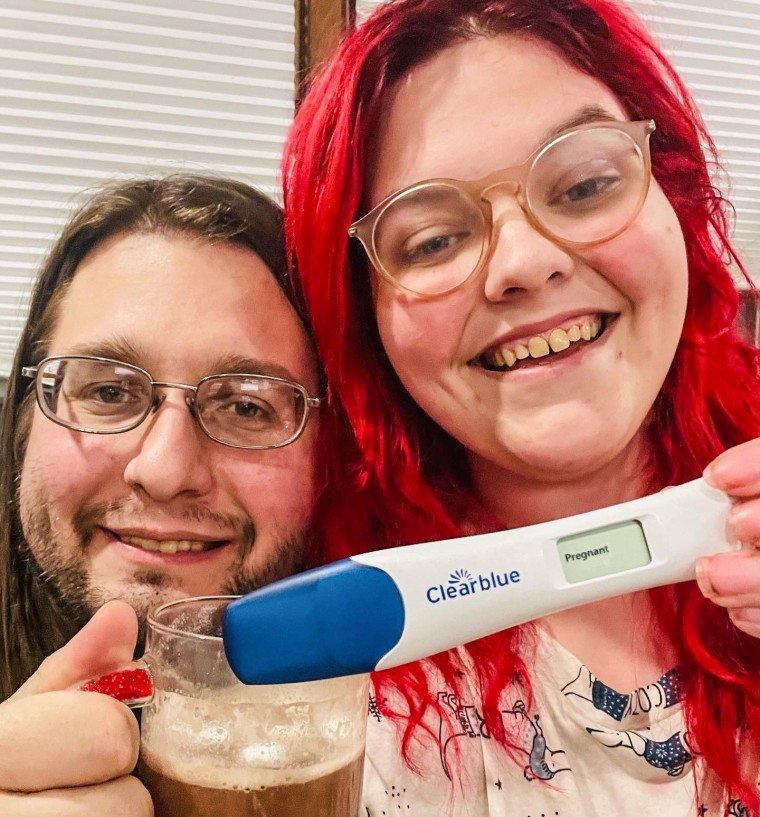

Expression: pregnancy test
xmin=223 ymin=478 xmax=735 ymax=684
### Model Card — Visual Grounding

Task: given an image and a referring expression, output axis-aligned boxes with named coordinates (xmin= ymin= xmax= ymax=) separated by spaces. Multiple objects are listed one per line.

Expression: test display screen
xmin=557 ymin=520 xmax=651 ymax=583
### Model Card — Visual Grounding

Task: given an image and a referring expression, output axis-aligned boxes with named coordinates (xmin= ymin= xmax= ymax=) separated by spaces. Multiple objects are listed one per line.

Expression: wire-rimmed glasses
xmin=348 ymin=119 xmax=656 ymax=298
xmin=21 ymin=355 xmax=322 ymax=450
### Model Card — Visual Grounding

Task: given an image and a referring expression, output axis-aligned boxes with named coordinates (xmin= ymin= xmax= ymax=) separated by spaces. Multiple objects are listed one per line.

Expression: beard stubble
xmin=18 ymin=491 xmax=306 ymax=636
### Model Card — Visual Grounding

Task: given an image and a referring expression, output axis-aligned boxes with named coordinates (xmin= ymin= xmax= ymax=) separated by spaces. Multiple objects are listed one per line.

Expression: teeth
xmin=480 ymin=317 xmax=606 ymax=370
xmin=122 ymin=535 xmax=217 ymax=554
xmin=527 ymin=337 xmax=550 ymax=358
xmin=548 ymin=328 xmax=570 ymax=353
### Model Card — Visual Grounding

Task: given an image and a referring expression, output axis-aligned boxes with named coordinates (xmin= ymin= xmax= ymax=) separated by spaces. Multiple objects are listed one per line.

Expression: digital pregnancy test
xmin=223 ymin=477 xmax=736 ymax=685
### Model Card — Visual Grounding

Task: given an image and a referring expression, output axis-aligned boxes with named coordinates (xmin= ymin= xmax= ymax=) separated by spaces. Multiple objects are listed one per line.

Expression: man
xmin=0 ymin=174 xmax=321 ymax=814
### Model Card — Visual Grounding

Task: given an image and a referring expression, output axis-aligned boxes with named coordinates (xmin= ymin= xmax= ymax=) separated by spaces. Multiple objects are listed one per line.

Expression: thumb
xmin=10 ymin=600 xmax=138 ymax=701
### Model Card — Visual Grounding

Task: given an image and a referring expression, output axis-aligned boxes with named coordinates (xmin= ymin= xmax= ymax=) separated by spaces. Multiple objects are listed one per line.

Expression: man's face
xmin=19 ymin=231 xmax=320 ymax=624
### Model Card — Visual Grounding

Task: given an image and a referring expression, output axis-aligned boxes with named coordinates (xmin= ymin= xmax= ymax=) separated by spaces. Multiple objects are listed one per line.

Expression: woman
xmin=284 ymin=0 xmax=760 ymax=814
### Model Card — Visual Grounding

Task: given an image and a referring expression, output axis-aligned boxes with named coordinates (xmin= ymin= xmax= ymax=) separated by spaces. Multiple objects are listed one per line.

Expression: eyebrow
xmin=63 ymin=341 xmax=301 ymax=382
xmin=66 ymin=339 xmax=142 ymax=365
xmin=205 ymin=355 xmax=301 ymax=382
xmin=540 ymin=105 xmax=621 ymax=144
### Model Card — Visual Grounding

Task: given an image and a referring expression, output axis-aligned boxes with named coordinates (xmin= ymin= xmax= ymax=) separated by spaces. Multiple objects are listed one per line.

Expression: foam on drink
xmin=139 ymin=686 xmax=365 ymax=817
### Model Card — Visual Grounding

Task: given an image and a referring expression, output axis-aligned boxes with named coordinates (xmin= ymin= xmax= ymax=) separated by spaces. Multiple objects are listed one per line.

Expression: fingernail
xmin=703 ymin=452 xmax=757 ymax=492
xmin=695 ymin=558 xmax=716 ymax=597
xmin=80 ymin=665 xmax=154 ymax=708
xmin=703 ymin=455 xmax=729 ymax=486
xmin=703 ymin=461 xmax=732 ymax=491
xmin=704 ymin=551 xmax=760 ymax=596
xmin=731 ymin=608 xmax=760 ymax=624
xmin=728 ymin=503 xmax=755 ymax=529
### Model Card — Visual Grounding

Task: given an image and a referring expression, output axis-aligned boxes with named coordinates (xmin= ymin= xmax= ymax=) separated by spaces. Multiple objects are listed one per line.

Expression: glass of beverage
xmin=136 ymin=595 xmax=369 ymax=817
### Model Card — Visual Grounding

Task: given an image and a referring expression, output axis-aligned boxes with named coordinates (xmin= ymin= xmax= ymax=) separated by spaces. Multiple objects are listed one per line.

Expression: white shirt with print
xmin=361 ymin=630 xmax=753 ymax=817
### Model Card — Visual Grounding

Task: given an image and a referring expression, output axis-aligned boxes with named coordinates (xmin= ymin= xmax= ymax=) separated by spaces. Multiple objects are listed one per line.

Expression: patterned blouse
xmin=362 ymin=629 xmax=754 ymax=816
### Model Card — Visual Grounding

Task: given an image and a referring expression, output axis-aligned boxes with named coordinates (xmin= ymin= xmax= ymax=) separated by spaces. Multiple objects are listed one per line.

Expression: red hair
xmin=284 ymin=0 xmax=760 ymax=810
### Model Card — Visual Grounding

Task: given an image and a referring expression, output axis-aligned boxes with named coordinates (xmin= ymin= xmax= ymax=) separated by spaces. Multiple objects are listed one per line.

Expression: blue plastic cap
xmin=223 ymin=559 xmax=405 ymax=684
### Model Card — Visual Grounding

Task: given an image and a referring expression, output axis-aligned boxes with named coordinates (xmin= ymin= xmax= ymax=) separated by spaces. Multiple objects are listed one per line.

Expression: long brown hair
xmin=0 ymin=174 xmax=295 ymax=700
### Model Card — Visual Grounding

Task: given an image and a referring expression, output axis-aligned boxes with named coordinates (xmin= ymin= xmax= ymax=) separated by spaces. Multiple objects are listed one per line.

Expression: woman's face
xmin=366 ymin=35 xmax=688 ymax=484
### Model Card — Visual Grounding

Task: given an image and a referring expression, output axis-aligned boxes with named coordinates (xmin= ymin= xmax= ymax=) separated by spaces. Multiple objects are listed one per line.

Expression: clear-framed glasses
xmin=21 ymin=356 xmax=322 ymax=450
xmin=349 ymin=119 xmax=656 ymax=298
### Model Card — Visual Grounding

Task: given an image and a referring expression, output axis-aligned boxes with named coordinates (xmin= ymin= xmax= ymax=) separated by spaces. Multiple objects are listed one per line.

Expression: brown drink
xmin=139 ymin=750 xmax=364 ymax=817
xmin=137 ymin=598 xmax=369 ymax=817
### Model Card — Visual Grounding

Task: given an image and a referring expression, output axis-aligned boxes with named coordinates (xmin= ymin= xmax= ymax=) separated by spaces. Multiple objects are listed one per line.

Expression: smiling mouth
xmin=472 ymin=314 xmax=614 ymax=372
xmin=118 ymin=534 xmax=227 ymax=554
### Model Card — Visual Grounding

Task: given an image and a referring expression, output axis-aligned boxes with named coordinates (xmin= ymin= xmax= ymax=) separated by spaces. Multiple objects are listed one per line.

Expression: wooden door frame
xmin=294 ymin=0 xmax=355 ymax=103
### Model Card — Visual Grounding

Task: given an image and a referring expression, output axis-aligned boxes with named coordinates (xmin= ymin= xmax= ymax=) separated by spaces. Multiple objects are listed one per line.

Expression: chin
xmin=484 ymin=432 xmax=627 ymax=480
xmin=528 ymin=434 xmax=643 ymax=484
xmin=95 ymin=581 xmax=190 ymax=623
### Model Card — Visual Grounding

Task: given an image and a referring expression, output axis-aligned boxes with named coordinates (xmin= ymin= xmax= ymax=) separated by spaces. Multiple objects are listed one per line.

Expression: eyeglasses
xmin=349 ymin=120 xmax=656 ymax=297
xmin=21 ymin=356 xmax=322 ymax=450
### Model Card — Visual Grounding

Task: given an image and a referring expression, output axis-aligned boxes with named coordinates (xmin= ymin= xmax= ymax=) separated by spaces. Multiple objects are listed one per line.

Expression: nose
xmin=480 ymin=197 xmax=575 ymax=302
xmin=122 ymin=394 xmax=214 ymax=502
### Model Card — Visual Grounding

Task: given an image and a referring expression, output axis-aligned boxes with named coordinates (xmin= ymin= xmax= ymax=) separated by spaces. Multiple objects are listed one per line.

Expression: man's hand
xmin=0 ymin=601 xmax=153 ymax=815
xmin=699 ymin=437 xmax=760 ymax=638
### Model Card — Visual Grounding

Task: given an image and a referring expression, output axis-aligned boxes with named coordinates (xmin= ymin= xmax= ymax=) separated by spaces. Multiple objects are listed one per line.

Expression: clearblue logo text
xmin=425 ymin=567 xmax=521 ymax=604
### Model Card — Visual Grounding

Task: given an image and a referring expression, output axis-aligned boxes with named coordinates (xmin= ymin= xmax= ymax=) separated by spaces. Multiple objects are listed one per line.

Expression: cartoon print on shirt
xmin=502 ymin=700 xmax=572 ymax=781
xmin=437 ymin=690 xmax=489 ymax=779
xmin=437 ymin=691 xmax=571 ymax=782
xmin=365 ymin=786 xmax=414 ymax=817
xmin=369 ymin=693 xmax=385 ymax=722
xmin=586 ymin=726 xmax=692 ymax=777
xmin=561 ymin=666 xmax=684 ymax=721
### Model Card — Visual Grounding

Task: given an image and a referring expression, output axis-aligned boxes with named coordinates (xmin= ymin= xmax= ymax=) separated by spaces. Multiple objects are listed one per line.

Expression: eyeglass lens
xmin=371 ymin=126 xmax=647 ymax=295
xmin=196 ymin=375 xmax=305 ymax=447
xmin=35 ymin=357 xmax=307 ymax=448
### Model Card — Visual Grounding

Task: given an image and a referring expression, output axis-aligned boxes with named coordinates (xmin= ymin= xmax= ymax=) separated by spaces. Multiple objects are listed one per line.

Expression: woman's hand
xmin=699 ymin=437 xmax=760 ymax=638
xmin=0 ymin=601 xmax=153 ymax=816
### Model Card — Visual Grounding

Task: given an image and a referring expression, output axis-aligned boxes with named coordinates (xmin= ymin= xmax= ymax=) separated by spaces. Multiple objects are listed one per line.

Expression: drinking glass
xmin=136 ymin=596 xmax=369 ymax=817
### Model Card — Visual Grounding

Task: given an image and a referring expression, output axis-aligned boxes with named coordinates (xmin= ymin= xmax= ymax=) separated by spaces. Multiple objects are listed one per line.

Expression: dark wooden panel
xmin=295 ymin=0 xmax=355 ymax=103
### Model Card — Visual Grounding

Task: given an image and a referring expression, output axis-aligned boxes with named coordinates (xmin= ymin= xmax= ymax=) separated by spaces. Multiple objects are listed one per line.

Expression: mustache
xmin=72 ymin=498 xmax=256 ymax=556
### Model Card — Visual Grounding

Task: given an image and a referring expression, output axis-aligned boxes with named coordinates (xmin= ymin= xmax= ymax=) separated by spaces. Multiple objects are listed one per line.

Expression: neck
xmin=467 ymin=434 xmax=679 ymax=688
